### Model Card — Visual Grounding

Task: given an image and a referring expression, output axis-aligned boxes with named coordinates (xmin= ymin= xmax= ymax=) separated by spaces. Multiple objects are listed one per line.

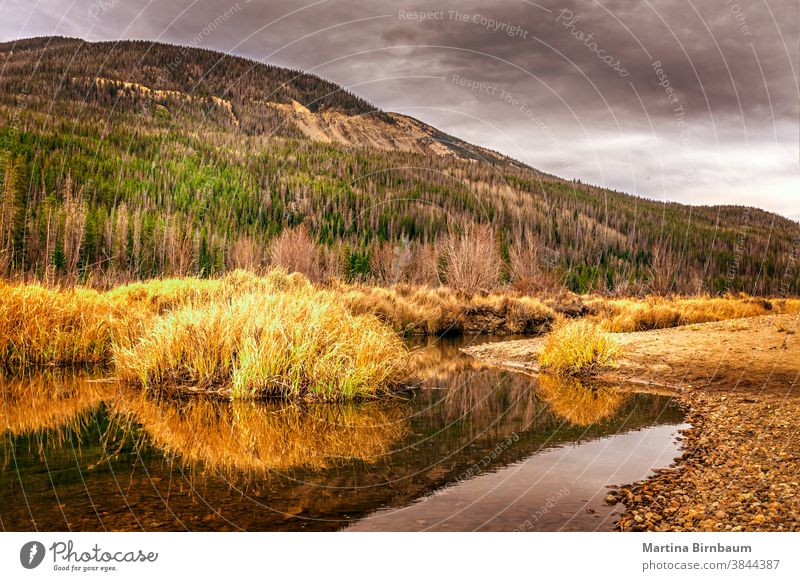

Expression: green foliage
xmin=0 ymin=37 xmax=797 ymax=294
xmin=345 ymin=248 xmax=371 ymax=282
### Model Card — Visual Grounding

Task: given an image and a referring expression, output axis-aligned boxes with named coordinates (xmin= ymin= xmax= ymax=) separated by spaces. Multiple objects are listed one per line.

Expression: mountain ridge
xmin=0 ymin=36 xmax=798 ymax=294
xmin=1 ymin=36 xmax=793 ymax=221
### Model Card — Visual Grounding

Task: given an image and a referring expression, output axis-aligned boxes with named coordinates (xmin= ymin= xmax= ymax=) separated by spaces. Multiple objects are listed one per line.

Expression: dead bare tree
xmin=442 ymin=224 xmax=500 ymax=294
xmin=227 ymin=235 xmax=264 ymax=272
xmin=370 ymin=237 xmax=414 ymax=285
xmin=648 ymin=241 xmax=679 ymax=295
xmin=269 ymin=224 xmax=324 ymax=282
xmin=61 ymin=175 xmax=87 ymax=278
xmin=509 ymin=236 xmax=540 ymax=283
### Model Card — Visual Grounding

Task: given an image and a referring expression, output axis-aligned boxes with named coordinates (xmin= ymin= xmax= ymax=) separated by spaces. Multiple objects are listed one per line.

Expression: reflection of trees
xmin=0 ymin=372 xmax=111 ymax=441
xmin=411 ymin=350 xmax=547 ymax=442
xmin=0 ymin=360 xmax=683 ymax=531
xmin=535 ymin=375 xmax=626 ymax=426
xmin=407 ymin=336 xmax=519 ymax=378
xmin=110 ymin=390 xmax=409 ymax=476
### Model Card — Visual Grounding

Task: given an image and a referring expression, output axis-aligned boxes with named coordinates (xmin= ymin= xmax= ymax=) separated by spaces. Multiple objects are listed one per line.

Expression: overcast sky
xmin=2 ymin=0 xmax=798 ymax=219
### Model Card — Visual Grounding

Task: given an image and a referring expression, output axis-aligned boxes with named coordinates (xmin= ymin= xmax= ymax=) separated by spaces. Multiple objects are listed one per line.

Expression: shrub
xmin=269 ymin=225 xmax=326 ymax=282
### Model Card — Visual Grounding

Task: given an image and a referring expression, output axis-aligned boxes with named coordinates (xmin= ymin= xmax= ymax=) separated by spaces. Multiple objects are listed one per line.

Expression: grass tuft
xmin=114 ymin=284 xmax=412 ymax=400
xmin=0 ymin=282 xmax=117 ymax=368
xmin=539 ymin=320 xmax=619 ymax=376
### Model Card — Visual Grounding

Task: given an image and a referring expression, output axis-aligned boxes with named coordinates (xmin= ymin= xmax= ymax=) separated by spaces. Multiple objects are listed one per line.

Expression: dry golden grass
xmin=0 ymin=282 xmax=118 ymax=367
xmin=337 ymin=283 xmax=465 ymax=335
xmin=3 ymin=268 xmax=799 ymax=404
xmin=106 ymin=269 xmax=312 ymax=316
xmin=0 ymin=270 xmax=411 ymax=400
xmin=0 ymin=270 xmax=311 ymax=370
xmin=111 ymin=391 xmax=408 ymax=474
xmin=536 ymin=374 xmax=625 ymax=426
xmin=585 ymin=295 xmax=800 ymax=333
xmin=114 ymin=281 xmax=412 ymax=400
xmin=539 ymin=320 xmax=619 ymax=376
xmin=338 ymin=282 xmax=555 ymax=335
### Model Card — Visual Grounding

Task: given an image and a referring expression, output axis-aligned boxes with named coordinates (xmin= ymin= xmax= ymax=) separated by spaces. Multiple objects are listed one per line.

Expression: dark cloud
xmin=2 ymin=0 xmax=798 ymax=218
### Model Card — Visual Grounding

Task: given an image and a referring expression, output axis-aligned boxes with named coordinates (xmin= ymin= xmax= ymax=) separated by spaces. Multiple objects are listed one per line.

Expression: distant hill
xmin=1 ymin=36 xmax=798 ymax=294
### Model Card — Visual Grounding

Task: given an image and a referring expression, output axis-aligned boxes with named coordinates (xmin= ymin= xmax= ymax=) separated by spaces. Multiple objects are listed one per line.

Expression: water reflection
xmin=0 ymin=335 xmax=685 ymax=531
xmin=110 ymin=391 xmax=408 ymax=476
xmin=535 ymin=375 xmax=625 ymax=426
xmin=1 ymin=372 xmax=112 ymax=442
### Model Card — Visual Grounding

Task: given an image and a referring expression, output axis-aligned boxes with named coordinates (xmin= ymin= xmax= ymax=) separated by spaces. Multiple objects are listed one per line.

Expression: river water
xmin=0 ymin=336 xmax=685 ymax=531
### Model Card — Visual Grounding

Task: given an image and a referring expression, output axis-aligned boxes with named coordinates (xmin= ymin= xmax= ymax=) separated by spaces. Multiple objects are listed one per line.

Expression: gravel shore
xmin=463 ymin=314 xmax=800 ymax=532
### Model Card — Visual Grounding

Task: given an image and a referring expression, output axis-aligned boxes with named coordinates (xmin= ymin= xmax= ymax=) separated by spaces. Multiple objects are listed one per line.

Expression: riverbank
xmin=463 ymin=314 xmax=800 ymax=531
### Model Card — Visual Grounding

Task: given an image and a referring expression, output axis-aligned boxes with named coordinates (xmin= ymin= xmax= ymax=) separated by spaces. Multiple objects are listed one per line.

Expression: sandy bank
xmin=464 ymin=314 xmax=800 ymax=531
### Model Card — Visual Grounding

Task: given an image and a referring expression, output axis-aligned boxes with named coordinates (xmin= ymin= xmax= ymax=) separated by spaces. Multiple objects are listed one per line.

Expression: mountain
xmin=1 ymin=36 xmax=798 ymax=295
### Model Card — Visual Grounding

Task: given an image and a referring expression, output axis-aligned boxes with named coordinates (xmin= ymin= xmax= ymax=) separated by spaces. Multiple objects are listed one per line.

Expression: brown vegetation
xmin=441 ymin=224 xmax=501 ymax=293
xmin=585 ymin=294 xmax=800 ymax=333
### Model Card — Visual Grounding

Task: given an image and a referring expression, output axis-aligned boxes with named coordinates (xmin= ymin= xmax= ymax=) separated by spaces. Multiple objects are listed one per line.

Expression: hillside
xmin=1 ymin=36 xmax=798 ymax=294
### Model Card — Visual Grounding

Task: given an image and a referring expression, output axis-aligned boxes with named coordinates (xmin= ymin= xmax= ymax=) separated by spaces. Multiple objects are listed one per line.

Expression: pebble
xmin=612 ymin=390 xmax=800 ymax=532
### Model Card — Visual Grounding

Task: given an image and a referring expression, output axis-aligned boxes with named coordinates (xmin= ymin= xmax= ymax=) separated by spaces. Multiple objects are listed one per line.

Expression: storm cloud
xmin=2 ymin=0 xmax=798 ymax=218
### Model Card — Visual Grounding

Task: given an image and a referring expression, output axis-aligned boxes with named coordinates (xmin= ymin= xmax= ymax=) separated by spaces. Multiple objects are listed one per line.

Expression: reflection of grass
xmin=536 ymin=374 xmax=625 ymax=426
xmin=0 ymin=372 xmax=112 ymax=440
xmin=539 ymin=320 xmax=618 ymax=376
xmin=111 ymin=390 xmax=408 ymax=475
